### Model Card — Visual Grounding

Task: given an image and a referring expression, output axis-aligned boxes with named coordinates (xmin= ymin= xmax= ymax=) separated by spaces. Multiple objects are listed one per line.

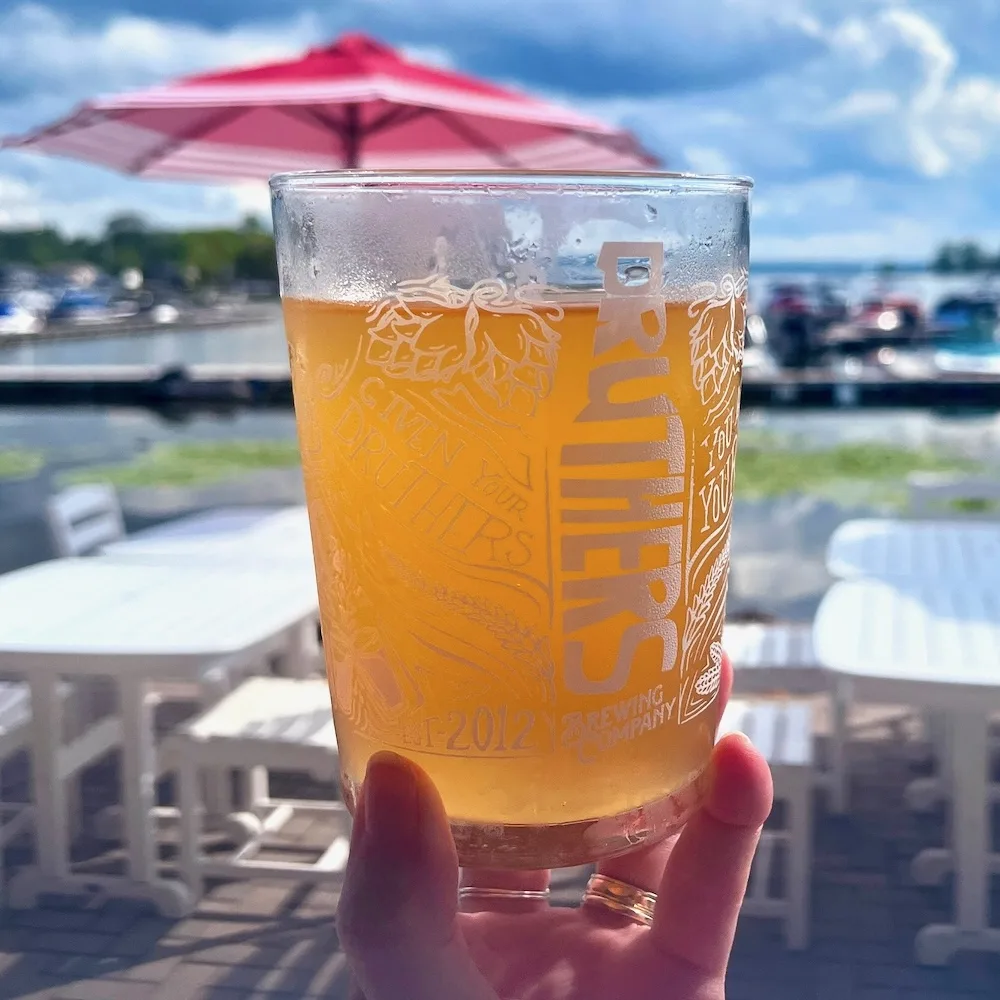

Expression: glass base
xmin=342 ymin=765 xmax=708 ymax=870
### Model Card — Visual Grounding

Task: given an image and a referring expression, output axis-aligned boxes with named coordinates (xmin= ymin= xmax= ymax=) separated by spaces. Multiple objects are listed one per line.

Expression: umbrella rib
xmin=560 ymin=127 xmax=661 ymax=167
xmin=126 ymin=105 xmax=252 ymax=175
xmin=274 ymin=104 xmax=427 ymax=167
xmin=363 ymin=105 xmax=431 ymax=136
xmin=278 ymin=106 xmax=351 ymax=164
xmin=427 ymin=110 xmax=522 ymax=169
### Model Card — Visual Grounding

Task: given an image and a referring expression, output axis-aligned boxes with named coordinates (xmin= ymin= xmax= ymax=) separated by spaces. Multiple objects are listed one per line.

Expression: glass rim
xmin=269 ymin=168 xmax=753 ymax=195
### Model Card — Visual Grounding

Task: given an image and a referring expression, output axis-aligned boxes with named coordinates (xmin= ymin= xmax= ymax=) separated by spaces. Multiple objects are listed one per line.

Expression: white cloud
xmin=0 ymin=4 xmax=322 ymax=102
xmin=752 ymin=173 xmax=863 ymax=220
xmin=0 ymin=152 xmax=272 ymax=236
xmin=681 ymin=146 xmax=736 ymax=176
xmin=206 ymin=183 xmax=272 ymax=221
xmin=0 ymin=173 xmax=44 ymax=228
xmin=753 ymin=216 xmax=936 ymax=262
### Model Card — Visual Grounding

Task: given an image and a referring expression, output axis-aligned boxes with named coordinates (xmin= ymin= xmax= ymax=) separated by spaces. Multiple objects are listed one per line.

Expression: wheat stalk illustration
xmin=682 ymin=541 xmax=730 ymax=663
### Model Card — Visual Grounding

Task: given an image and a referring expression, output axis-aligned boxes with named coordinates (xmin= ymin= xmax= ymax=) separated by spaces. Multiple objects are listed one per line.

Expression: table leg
xmin=119 ymin=675 xmax=157 ymax=883
xmin=27 ymin=672 xmax=69 ymax=877
xmin=915 ymin=709 xmax=1000 ymax=965
xmin=950 ymin=710 xmax=989 ymax=931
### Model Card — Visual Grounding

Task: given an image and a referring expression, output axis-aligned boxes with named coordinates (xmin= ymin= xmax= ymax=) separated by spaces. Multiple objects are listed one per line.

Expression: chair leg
xmin=784 ymin=778 xmax=812 ymax=950
xmin=926 ymin=711 xmax=951 ymax=783
xmin=828 ymin=679 xmax=851 ymax=814
xmin=248 ymin=767 xmax=270 ymax=813
xmin=176 ymin=748 xmax=203 ymax=906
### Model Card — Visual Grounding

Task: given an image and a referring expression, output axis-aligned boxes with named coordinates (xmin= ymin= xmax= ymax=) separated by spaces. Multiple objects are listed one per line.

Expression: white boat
xmin=0 ymin=299 xmax=43 ymax=335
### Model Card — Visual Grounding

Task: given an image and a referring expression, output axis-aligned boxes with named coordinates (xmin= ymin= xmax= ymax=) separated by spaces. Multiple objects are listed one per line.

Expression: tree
xmin=931 ymin=240 xmax=995 ymax=274
xmin=104 ymin=212 xmax=148 ymax=238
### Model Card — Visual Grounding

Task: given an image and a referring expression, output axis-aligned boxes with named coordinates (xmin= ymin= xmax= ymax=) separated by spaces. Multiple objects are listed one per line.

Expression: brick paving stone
xmin=51 ymin=978 xmax=157 ymax=1000
xmin=181 ymin=944 xmax=289 ymax=969
xmin=9 ymin=911 xmax=105 ymax=933
xmin=28 ymin=933 xmax=114 ymax=958
xmin=302 ymin=953 xmax=352 ymax=1000
xmin=165 ymin=920 xmax=272 ymax=944
xmin=103 ymin=957 xmax=183 ymax=983
xmin=105 ymin=920 xmax=173 ymax=959
xmin=143 ymin=962 xmax=248 ymax=1000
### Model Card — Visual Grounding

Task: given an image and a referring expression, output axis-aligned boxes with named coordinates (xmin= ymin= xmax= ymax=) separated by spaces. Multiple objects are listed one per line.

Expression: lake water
xmin=3 ymin=294 xmax=1000 ymax=620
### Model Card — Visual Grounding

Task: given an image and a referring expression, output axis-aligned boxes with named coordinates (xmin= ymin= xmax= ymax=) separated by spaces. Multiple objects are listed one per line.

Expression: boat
xmin=48 ymin=288 xmax=123 ymax=326
xmin=0 ymin=298 xmax=43 ymax=335
xmin=819 ymin=294 xmax=926 ymax=360
xmin=761 ymin=281 xmax=848 ymax=368
xmin=873 ymin=294 xmax=1000 ymax=380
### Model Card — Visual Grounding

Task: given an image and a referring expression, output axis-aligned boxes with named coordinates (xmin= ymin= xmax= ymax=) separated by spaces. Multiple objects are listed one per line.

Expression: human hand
xmin=338 ymin=660 xmax=773 ymax=1000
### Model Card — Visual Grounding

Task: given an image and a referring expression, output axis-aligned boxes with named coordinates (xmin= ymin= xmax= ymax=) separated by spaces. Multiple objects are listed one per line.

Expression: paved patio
xmin=2 ymin=711 xmax=999 ymax=1000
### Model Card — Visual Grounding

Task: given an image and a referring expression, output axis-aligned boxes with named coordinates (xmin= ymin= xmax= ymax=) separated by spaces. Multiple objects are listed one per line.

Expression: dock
xmin=0 ymin=363 xmax=294 ymax=408
xmin=2 ymin=364 xmax=1000 ymax=410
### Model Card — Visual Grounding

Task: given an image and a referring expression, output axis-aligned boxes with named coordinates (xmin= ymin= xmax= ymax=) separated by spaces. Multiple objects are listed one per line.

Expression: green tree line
xmin=931 ymin=240 xmax=1000 ymax=274
xmin=0 ymin=213 xmax=277 ymax=286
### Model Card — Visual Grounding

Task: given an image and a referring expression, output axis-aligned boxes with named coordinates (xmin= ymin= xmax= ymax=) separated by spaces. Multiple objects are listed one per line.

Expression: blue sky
xmin=3 ymin=0 xmax=1000 ymax=260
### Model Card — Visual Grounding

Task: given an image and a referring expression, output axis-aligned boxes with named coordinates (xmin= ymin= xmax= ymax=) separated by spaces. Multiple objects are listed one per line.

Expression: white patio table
xmin=825 ymin=517 xmax=1000 ymax=582
xmin=0 ymin=557 xmax=319 ymax=917
xmin=814 ymin=577 xmax=1000 ymax=965
xmin=100 ymin=505 xmax=314 ymax=572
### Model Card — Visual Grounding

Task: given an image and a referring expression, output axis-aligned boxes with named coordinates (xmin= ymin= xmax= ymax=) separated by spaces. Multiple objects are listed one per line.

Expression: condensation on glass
xmin=271 ymin=170 xmax=752 ymax=868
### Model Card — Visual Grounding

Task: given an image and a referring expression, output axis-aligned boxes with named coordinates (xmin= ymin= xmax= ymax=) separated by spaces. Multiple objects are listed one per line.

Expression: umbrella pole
xmin=344 ymin=103 xmax=360 ymax=169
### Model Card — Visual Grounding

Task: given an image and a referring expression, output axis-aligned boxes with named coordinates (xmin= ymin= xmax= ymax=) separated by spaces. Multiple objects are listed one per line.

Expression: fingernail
xmin=363 ymin=751 xmax=420 ymax=850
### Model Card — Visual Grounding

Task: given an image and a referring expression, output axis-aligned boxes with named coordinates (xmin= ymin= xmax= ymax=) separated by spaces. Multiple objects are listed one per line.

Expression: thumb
xmin=337 ymin=751 xmax=496 ymax=1000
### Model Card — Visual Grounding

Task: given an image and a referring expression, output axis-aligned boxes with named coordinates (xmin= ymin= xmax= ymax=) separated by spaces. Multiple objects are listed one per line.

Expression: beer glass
xmin=270 ymin=171 xmax=751 ymax=869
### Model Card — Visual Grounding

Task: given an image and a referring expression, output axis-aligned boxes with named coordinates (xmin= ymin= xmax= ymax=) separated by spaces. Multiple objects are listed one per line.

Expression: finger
xmin=597 ymin=650 xmax=735 ymax=894
xmin=596 ymin=834 xmax=678 ymax=895
xmin=337 ymin=752 xmax=496 ymax=1000
xmin=719 ymin=648 xmax=734 ymax=708
xmin=651 ymin=732 xmax=773 ymax=976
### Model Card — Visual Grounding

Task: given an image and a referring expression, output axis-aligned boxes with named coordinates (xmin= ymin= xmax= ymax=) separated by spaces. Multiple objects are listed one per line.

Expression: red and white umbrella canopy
xmin=2 ymin=33 xmax=658 ymax=181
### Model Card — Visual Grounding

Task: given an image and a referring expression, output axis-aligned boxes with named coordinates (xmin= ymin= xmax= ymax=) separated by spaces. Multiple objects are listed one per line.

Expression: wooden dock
xmin=1 ymin=364 xmax=1000 ymax=410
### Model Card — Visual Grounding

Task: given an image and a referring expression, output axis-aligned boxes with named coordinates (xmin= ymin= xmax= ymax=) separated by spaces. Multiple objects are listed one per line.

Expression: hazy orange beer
xmin=271 ymin=172 xmax=751 ymax=868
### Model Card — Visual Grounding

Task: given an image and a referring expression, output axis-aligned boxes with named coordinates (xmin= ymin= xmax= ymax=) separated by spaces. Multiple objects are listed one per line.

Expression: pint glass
xmin=271 ymin=171 xmax=751 ymax=869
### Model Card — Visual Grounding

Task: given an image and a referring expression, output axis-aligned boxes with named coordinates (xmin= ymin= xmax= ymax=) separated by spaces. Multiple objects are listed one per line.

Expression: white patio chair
xmin=46 ymin=483 xmax=125 ymax=558
xmin=721 ymin=698 xmax=816 ymax=950
xmin=723 ymin=622 xmax=847 ymax=813
xmin=164 ymin=676 xmax=349 ymax=908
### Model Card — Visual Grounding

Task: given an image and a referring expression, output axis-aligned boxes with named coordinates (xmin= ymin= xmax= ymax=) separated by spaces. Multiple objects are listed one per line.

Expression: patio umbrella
xmin=1 ymin=33 xmax=658 ymax=181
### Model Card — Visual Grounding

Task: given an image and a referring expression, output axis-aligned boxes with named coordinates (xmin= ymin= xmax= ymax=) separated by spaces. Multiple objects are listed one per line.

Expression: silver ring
xmin=458 ymin=886 xmax=551 ymax=902
xmin=583 ymin=873 xmax=656 ymax=926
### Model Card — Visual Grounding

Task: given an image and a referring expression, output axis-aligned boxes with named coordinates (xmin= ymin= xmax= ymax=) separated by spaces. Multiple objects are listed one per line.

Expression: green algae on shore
xmin=61 ymin=441 xmax=302 ymax=489
xmin=0 ymin=449 xmax=44 ymax=480
xmin=734 ymin=433 xmax=984 ymax=506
